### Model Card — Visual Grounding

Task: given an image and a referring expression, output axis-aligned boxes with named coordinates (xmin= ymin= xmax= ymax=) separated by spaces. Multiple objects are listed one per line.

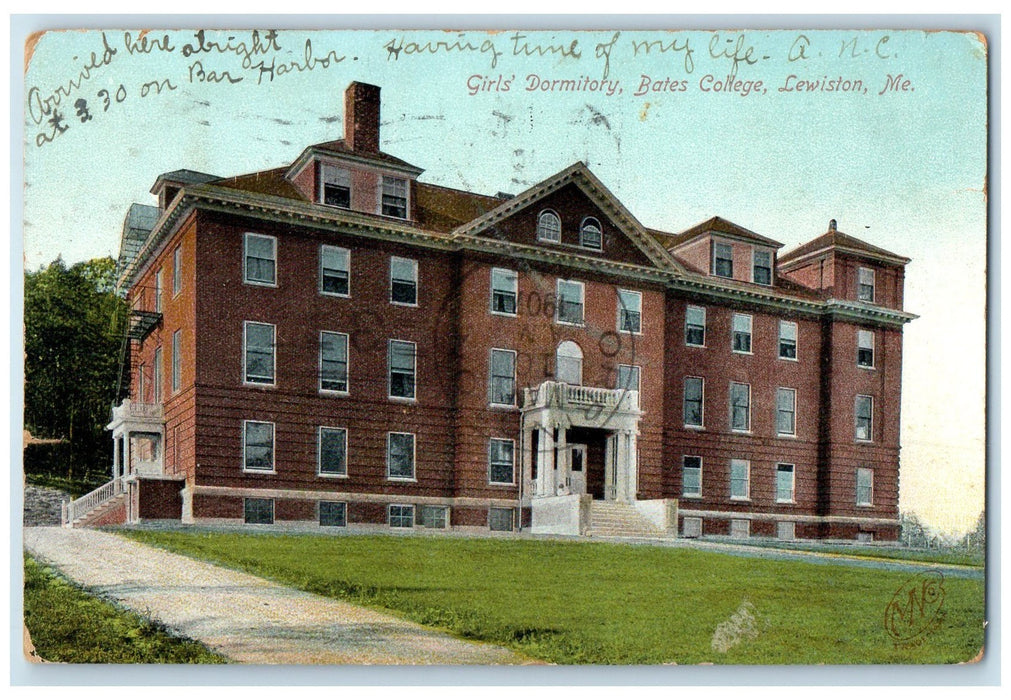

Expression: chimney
xmin=344 ymin=82 xmax=381 ymax=153
xmin=829 ymin=219 xmax=837 ymax=232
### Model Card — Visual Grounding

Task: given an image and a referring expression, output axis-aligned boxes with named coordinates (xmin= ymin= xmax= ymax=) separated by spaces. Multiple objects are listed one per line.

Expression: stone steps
xmin=588 ymin=502 xmax=664 ymax=538
xmin=71 ymin=492 xmax=127 ymax=528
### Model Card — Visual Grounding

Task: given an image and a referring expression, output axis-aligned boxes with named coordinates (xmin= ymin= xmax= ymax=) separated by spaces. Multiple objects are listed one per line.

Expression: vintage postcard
xmin=18 ymin=21 xmax=988 ymax=674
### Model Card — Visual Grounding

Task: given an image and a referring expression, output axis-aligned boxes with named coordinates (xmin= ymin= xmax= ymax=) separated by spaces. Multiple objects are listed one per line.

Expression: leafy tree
xmin=960 ymin=510 xmax=985 ymax=551
xmin=24 ymin=257 xmax=127 ymax=481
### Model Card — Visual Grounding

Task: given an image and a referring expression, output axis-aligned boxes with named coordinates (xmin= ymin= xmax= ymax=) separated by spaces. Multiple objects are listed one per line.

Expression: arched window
xmin=555 ymin=341 xmax=583 ymax=386
xmin=536 ymin=210 xmax=561 ymax=243
xmin=580 ymin=217 xmax=602 ymax=250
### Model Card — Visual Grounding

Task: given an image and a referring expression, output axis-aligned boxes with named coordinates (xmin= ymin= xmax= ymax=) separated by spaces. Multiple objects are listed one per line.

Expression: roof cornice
xmin=778 ymin=244 xmax=911 ymax=269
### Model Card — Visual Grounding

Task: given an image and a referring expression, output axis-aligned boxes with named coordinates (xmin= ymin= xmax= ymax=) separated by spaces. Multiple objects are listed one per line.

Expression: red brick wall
xmin=138 ymin=478 xmax=183 ymax=519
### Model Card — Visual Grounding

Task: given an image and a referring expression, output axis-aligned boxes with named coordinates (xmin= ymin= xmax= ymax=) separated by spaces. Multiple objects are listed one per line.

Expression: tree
xmin=24 ymin=257 xmax=127 ymax=481
xmin=960 ymin=510 xmax=985 ymax=551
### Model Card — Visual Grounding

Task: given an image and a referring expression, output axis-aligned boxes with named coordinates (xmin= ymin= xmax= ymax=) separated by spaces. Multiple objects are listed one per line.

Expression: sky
xmin=19 ymin=25 xmax=988 ymax=535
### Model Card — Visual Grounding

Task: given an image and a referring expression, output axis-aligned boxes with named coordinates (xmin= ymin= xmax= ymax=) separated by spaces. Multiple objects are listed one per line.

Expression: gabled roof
xmin=668 ymin=216 xmax=784 ymax=250
xmin=415 ymin=182 xmax=505 ymax=233
xmin=293 ymin=138 xmax=424 ymax=175
xmin=779 ymin=228 xmax=911 ymax=267
xmin=149 ymin=169 xmax=220 ymax=194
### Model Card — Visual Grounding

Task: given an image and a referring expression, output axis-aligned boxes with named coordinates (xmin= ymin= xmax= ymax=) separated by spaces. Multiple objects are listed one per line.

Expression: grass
xmin=121 ymin=531 xmax=986 ymax=665
xmin=732 ymin=540 xmax=986 ymax=568
xmin=25 ymin=473 xmax=107 ymax=498
xmin=23 ymin=555 xmax=227 ymax=664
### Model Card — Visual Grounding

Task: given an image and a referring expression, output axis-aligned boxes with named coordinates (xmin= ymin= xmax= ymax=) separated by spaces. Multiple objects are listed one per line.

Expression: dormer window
xmin=537 ymin=211 xmax=561 ymax=243
xmin=858 ymin=267 xmax=875 ymax=302
xmin=321 ymin=164 xmax=351 ymax=208
xmin=753 ymin=250 xmax=772 ymax=285
xmin=580 ymin=217 xmax=602 ymax=250
xmin=381 ymin=176 xmax=408 ymax=218
xmin=713 ymin=242 xmax=733 ymax=278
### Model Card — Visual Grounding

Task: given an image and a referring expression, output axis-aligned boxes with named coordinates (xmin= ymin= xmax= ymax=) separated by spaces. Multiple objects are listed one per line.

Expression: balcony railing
xmin=110 ymin=400 xmax=163 ymax=424
xmin=63 ymin=476 xmax=124 ymax=525
xmin=522 ymin=381 xmax=639 ymax=412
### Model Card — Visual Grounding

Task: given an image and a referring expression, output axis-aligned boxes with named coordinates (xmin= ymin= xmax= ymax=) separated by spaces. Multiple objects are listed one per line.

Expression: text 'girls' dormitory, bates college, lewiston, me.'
xmin=71 ymin=81 xmax=916 ymax=542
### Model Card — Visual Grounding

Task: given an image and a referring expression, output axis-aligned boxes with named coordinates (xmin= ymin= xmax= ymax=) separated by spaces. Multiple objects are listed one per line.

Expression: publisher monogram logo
xmin=883 ymin=570 xmax=946 ymax=648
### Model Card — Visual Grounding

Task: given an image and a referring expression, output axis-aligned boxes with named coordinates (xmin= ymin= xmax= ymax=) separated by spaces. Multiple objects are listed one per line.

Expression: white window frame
xmin=242 ymin=420 xmax=276 ymax=473
xmin=419 ymin=505 xmax=449 ymax=529
xmin=490 ymin=268 xmax=518 ymax=316
xmin=243 ymin=321 xmax=276 ymax=386
xmin=320 ymin=245 xmax=350 ymax=297
xmin=555 ymin=340 xmax=583 ymax=386
xmin=617 ymin=364 xmax=641 ymax=394
xmin=856 ymin=467 xmax=874 ymax=506
xmin=388 ymin=339 xmax=417 ymax=401
xmin=319 ymin=331 xmax=349 ymax=395
xmin=683 ymin=376 xmax=704 ymax=429
xmin=685 ymin=305 xmax=706 ymax=347
xmin=320 ymin=164 xmax=351 ymax=209
xmin=386 ymin=432 xmax=417 ymax=481
xmin=172 ymin=246 xmax=182 ymax=297
xmin=318 ymin=500 xmax=348 ymax=527
xmin=138 ymin=363 xmax=146 ymax=403
xmin=488 ymin=438 xmax=516 ymax=485
xmin=776 ymin=463 xmax=796 ymax=503
xmin=713 ymin=241 xmax=734 ymax=278
xmin=390 ymin=256 xmax=419 ymax=306
xmin=555 ymin=279 xmax=585 ymax=326
xmin=381 ymin=176 xmax=409 ymax=219
xmin=244 ymin=232 xmax=277 ymax=287
xmin=776 ymin=387 xmax=797 ymax=437
xmin=858 ymin=329 xmax=875 ymax=369
xmin=682 ymin=455 xmax=702 ymax=498
xmin=153 ymin=347 xmax=162 ymax=403
xmin=752 ymin=249 xmax=773 ymax=285
xmin=779 ymin=320 xmax=798 ymax=361
xmin=855 ymin=394 xmax=874 ymax=442
xmin=730 ymin=382 xmax=751 ymax=433
xmin=617 ymin=289 xmax=643 ymax=334
xmin=155 ymin=268 xmax=163 ymax=313
xmin=317 ymin=426 xmax=348 ymax=478
xmin=580 ymin=216 xmax=603 ymax=250
xmin=730 ymin=458 xmax=751 ymax=501
xmin=536 ymin=210 xmax=561 ymax=243
xmin=171 ymin=329 xmax=182 ymax=394
xmin=732 ymin=313 xmax=753 ymax=354
xmin=858 ymin=267 xmax=876 ymax=303
xmin=488 ymin=348 xmax=517 ymax=407
xmin=388 ymin=503 xmax=415 ymax=528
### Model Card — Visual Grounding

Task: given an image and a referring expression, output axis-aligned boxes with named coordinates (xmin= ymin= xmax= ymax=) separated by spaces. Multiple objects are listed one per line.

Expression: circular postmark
xmin=883 ymin=569 xmax=946 ymax=648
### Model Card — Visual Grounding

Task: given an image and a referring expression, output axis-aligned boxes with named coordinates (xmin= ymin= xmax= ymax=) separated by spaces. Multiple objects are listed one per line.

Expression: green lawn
xmin=23 ymin=555 xmax=227 ymax=664
xmin=733 ymin=541 xmax=985 ymax=568
xmin=122 ymin=531 xmax=985 ymax=665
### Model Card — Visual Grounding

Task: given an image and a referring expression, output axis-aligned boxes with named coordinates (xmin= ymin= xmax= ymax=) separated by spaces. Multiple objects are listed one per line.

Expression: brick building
xmin=71 ymin=82 xmax=916 ymax=541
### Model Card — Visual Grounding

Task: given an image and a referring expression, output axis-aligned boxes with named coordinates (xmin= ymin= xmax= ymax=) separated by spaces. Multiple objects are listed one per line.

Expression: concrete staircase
xmin=588 ymin=501 xmax=665 ymax=538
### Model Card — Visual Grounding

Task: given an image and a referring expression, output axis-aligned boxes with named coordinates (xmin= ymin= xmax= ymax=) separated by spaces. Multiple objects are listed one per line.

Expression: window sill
xmin=618 ymin=329 xmax=643 ymax=337
xmin=389 ymin=395 xmax=417 ymax=404
xmin=731 ymin=350 xmax=754 ymax=356
xmin=684 ymin=424 xmax=705 ymax=431
xmin=730 ymin=429 xmax=752 ymax=435
xmin=244 ymin=381 xmax=277 ymax=389
xmin=681 ymin=494 xmax=702 ymax=500
xmin=387 ymin=477 xmax=418 ymax=483
xmin=778 ymin=356 xmax=799 ymax=362
xmin=318 ymin=472 xmax=349 ymax=479
xmin=243 ymin=280 xmax=278 ymax=288
xmin=857 ymin=365 xmax=876 ymax=371
xmin=488 ymin=403 xmax=518 ymax=411
xmin=730 ymin=497 xmax=751 ymax=502
xmin=855 ymin=438 xmax=874 ymax=445
xmin=390 ymin=301 xmax=419 ymax=308
xmin=320 ymin=291 xmax=351 ymax=299
xmin=243 ymin=468 xmax=277 ymax=475
xmin=776 ymin=500 xmax=797 ymax=506
xmin=555 ymin=320 xmax=585 ymax=328
xmin=489 ymin=481 xmax=517 ymax=487
xmin=856 ymin=503 xmax=875 ymax=508
xmin=320 ymin=389 xmax=350 ymax=397
xmin=685 ymin=343 xmax=707 ymax=349
xmin=490 ymin=310 xmax=518 ymax=319
xmin=776 ymin=433 xmax=798 ymax=439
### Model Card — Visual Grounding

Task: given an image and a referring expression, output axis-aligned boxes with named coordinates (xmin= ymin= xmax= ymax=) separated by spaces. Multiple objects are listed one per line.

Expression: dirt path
xmin=23 ymin=527 xmax=533 ymax=665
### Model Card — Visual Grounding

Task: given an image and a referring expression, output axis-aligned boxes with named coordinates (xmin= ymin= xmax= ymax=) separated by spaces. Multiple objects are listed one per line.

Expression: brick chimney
xmin=344 ymin=82 xmax=381 ymax=153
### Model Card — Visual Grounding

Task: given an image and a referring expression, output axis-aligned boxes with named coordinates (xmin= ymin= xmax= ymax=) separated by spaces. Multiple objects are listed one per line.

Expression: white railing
xmin=64 ymin=476 xmax=124 ymax=525
xmin=523 ymin=381 xmax=639 ymax=411
xmin=111 ymin=400 xmax=163 ymax=423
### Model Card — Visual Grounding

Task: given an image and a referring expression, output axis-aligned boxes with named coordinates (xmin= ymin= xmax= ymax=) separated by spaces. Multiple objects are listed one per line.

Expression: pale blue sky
xmin=21 ymin=28 xmax=987 ymax=533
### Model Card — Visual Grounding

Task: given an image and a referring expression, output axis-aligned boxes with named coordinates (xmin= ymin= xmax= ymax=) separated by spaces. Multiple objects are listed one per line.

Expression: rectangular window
xmin=318 ymin=427 xmax=347 ymax=477
xmin=381 ymin=176 xmax=408 ymax=218
xmin=732 ymin=314 xmax=752 ymax=353
xmin=556 ymin=279 xmax=584 ymax=325
xmin=320 ymin=331 xmax=349 ymax=393
xmin=172 ymin=246 xmax=182 ymax=296
xmin=730 ymin=519 xmax=750 ymax=539
xmin=387 ymin=432 xmax=416 ymax=480
xmin=730 ymin=382 xmax=751 ymax=432
xmin=617 ymin=365 xmax=641 ymax=394
xmin=321 ymin=164 xmax=351 ymax=208
xmin=153 ymin=347 xmax=162 ymax=403
xmin=856 ymin=467 xmax=874 ymax=506
xmin=155 ymin=268 xmax=163 ymax=313
xmin=753 ymin=249 xmax=772 ymax=285
xmin=244 ymin=498 xmax=274 ymax=525
xmin=138 ymin=364 xmax=146 ymax=403
xmin=779 ymin=321 xmax=797 ymax=360
xmin=684 ymin=377 xmax=704 ymax=428
xmin=685 ymin=306 xmax=706 ymax=346
xmin=488 ymin=438 xmax=515 ymax=485
xmin=682 ymin=516 xmax=703 ymax=538
xmin=730 ymin=459 xmax=750 ymax=500
xmin=244 ymin=233 xmax=277 ymax=286
xmin=488 ymin=349 xmax=516 ymax=406
xmin=858 ymin=330 xmax=875 ymax=368
xmin=320 ymin=245 xmax=350 ymax=296
xmin=713 ymin=242 xmax=733 ymax=278
xmin=389 ymin=340 xmax=416 ymax=399
xmin=319 ymin=501 xmax=347 ymax=527
xmin=389 ymin=504 xmax=415 ymax=528
xmin=244 ymin=321 xmax=275 ymax=385
xmin=682 ymin=456 xmax=702 ymax=497
xmin=490 ymin=268 xmax=518 ymax=315
xmin=776 ymin=464 xmax=796 ymax=503
xmin=858 ymin=267 xmax=875 ymax=302
xmin=243 ymin=420 xmax=275 ymax=472
xmin=419 ymin=505 xmax=449 ymax=529
xmin=390 ymin=256 xmax=418 ymax=305
xmin=776 ymin=387 xmax=797 ymax=436
xmin=855 ymin=395 xmax=874 ymax=441
xmin=617 ymin=289 xmax=642 ymax=333
xmin=171 ymin=329 xmax=181 ymax=393
xmin=489 ymin=507 xmax=515 ymax=532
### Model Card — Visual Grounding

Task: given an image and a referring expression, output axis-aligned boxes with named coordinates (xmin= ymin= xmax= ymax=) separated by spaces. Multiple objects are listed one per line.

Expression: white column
xmin=536 ymin=426 xmax=555 ymax=497
xmin=522 ymin=426 xmax=534 ymax=499
xmin=556 ymin=427 xmax=568 ymax=495
xmin=112 ymin=433 xmax=121 ymax=481
xmin=604 ymin=434 xmax=615 ymax=501
xmin=615 ymin=431 xmax=630 ymax=503
xmin=627 ymin=432 xmax=639 ymax=502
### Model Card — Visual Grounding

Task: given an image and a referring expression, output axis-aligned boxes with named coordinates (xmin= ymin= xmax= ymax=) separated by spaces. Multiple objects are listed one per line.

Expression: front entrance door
xmin=570 ymin=444 xmax=587 ymax=495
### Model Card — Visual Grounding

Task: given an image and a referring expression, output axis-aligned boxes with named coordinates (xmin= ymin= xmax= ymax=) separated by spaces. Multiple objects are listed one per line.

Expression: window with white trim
xmin=580 ymin=217 xmax=602 ymax=250
xmin=244 ymin=497 xmax=274 ymax=524
xmin=730 ymin=459 xmax=750 ymax=500
xmin=153 ymin=347 xmax=162 ymax=403
xmin=387 ymin=432 xmax=416 ymax=480
xmin=320 ymin=245 xmax=350 ymax=296
xmin=556 ymin=279 xmax=584 ymax=325
xmin=244 ymin=233 xmax=277 ymax=286
xmin=488 ymin=349 xmax=516 ymax=406
xmin=536 ymin=210 xmax=561 ymax=242
xmin=617 ymin=365 xmax=640 ymax=394
xmin=684 ymin=376 xmax=704 ymax=428
xmin=489 ymin=507 xmax=515 ymax=531
xmin=171 ymin=329 xmax=182 ymax=393
xmin=419 ymin=505 xmax=448 ymax=529
xmin=779 ymin=321 xmax=797 ymax=360
xmin=388 ymin=340 xmax=416 ymax=400
xmin=244 ymin=322 xmax=275 ymax=385
xmin=776 ymin=387 xmax=796 ymax=436
xmin=776 ymin=464 xmax=795 ymax=503
xmin=321 ymin=164 xmax=351 ymax=208
xmin=713 ymin=242 xmax=733 ymax=278
xmin=858 ymin=330 xmax=875 ymax=368
xmin=390 ymin=257 xmax=418 ymax=305
xmin=381 ymin=176 xmax=408 ymax=218
xmin=155 ymin=268 xmax=163 ymax=313
xmin=243 ymin=420 xmax=274 ymax=472
xmin=682 ymin=456 xmax=702 ymax=497
xmin=318 ymin=427 xmax=347 ymax=477
xmin=319 ymin=501 xmax=347 ymax=527
xmin=753 ymin=249 xmax=772 ymax=285
xmin=320 ymin=331 xmax=349 ymax=393
xmin=490 ymin=268 xmax=517 ymax=315
xmin=617 ymin=289 xmax=642 ymax=333
xmin=856 ymin=467 xmax=874 ymax=506
xmin=488 ymin=438 xmax=515 ymax=485
xmin=389 ymin=504 xmax=414 ymax=528
xmin=555 ymin=340 xmax=583 ymax=385
xmin=858 ymin=267 xmax=875 ymax=302
xmin=730 ymin=382 xmax=751 ymax=432
xmin=172 ymin=246 xmax=182 ymax=296
xmin=855 ymin=395 xmax=873 ymax=441
xmin=732 ymin=314 xmax=752 ymax=354
xmin=685 ymin=306 xmax=706 ymax=346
